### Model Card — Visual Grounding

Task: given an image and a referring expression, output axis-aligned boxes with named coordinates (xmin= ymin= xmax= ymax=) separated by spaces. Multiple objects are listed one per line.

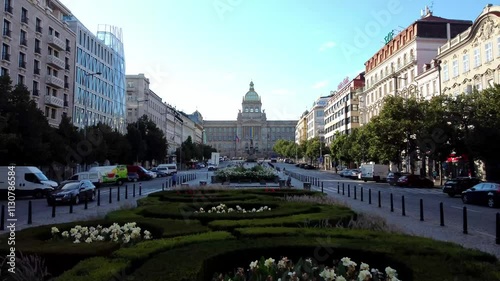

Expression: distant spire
xmin=249 ymin=80 xmax=255 ymax=91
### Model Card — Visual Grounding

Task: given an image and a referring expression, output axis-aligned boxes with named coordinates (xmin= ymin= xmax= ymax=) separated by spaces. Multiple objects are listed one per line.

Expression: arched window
xmin=244 ymin=107 xmax=249 ymax=112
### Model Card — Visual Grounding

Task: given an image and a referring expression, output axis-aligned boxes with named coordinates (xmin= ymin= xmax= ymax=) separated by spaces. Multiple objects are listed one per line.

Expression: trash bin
xmin=303 ymin=182 xmax=311 ymax=190
xmin=278 ymin=179 xmax=286 ymax=188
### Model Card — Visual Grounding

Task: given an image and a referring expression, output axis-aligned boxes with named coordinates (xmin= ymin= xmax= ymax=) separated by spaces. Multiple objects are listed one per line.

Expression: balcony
xmin=45 ymin=75 xmax=64 ymax=89
xmin=4 ymin=5 xmax=12 ymax=15
xmin=32 ymin=90 xmax=39 ymax=96
xmin=2 ymin=29 xmax=11 ymax=39
xmin=47 ymin=35 xmax=65 ymax=50
xmin=20 ymin=38 xmax=27 ymax=47
xmin=47 ymin=55 xmax=65 ymax=69
xmin=34 ymin=68 xmax=40 ymax=75
xmin=44 ymin=95 xmax=64 ymax=108
xmin=35 ymin=26 xmax=42 ymax=34
xmin=1 ymin=53 xmax=10 ymax=62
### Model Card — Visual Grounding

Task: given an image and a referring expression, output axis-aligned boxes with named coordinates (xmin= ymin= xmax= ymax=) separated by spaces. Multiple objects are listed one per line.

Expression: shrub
xmin=54 ymin=257 xmax=130 ymax=281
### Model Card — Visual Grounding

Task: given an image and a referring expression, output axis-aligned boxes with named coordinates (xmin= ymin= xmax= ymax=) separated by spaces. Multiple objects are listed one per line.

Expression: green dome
xmin=244 ymin=81 xmax=260 ymax=101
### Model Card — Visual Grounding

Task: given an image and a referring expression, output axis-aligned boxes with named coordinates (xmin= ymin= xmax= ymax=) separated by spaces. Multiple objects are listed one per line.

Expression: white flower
xmin=61 ymin=231 xmax=69 ymax=238
xmin=96 ymin=235 xmax=105 ymax=241
xmin=51 ymin=227 xmax=59 ymax=235
xmin=358 ymin=269 xmax=372 ymax=281
xmin=75 ymin=233 xmax=82 ymax=240
xmin=249 ymin=260 xmax=259 ymax=270
xmin=85 ymin=237 xmax=93 ymax=243
xmin=385 ymin=267 xmax=397 ymax=278
xmin=390 ymin=277 xmax=401 ymax=281
xmin=335 ymin=277 xmax=346 ymax=281
xmin=278 ymin=259 xmax=287 ymax=269
xmin=264 ymin=257 xmax=275 ymax=268
xmin=319 ymin=268 xmax=336 ymax=281
xmin=360 ymin=262 xmax=369 ymax=270
xmin=341 ymin=257 xmax=351 ymax=267
xmin=73 ymin=239 xmax=80 ymax=243
xmin=305 ymin=258 xmax=312 ymax=265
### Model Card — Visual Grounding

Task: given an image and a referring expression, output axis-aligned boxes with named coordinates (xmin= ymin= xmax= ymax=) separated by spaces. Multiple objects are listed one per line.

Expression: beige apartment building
xmin=437 ymin=4 xmax=500 ymax=96
xmin=359 ymin=8 xmax=472 ymax=125
xmin=1 ymin=0 xmax=76 ymax=127
xmin=323 ymin=73 xmax=364 ymax=146
xmin=203 ymin=81 xmax=297 ymax=159
xmin=295 ymin=110 xmax=308 ymax=144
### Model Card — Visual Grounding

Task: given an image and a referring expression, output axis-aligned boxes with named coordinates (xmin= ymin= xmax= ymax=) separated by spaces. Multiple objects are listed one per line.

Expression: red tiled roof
xmin=417 ymin=14 xmax=472 ymax=24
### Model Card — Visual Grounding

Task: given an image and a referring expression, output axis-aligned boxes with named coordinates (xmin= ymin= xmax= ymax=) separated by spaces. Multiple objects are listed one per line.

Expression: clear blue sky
xmin=60 ymin=0 xmax=493 ymax=120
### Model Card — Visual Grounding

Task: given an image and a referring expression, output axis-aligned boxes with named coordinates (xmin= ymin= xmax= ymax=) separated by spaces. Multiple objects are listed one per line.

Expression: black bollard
xmin=419 ymin=199 xmax=424 ymax=221
xmin=368 ymin=189 xmax=371 ymax=204
xmin=463 ymin=206 xmax=468 ymax=234
xmin=117 ymin=186 xmax=121 ymax=202
xmin=360 ymin=187 xmax=363 ymax=202
xmin=133 ymin=184 xmax=136 ymax=197
xmin=378 ymin=190 xmax=381 ymax=208
xmin=342 ymin=184 xmax=345 ymax=195
xmin=354 ymin=186 xmax=357 ymax=200
xmin=0 ymin=205 xmax=4 ymax=231
xmin=496 ymin=213 xmax=500 ymax=245
xmin=337 ymin=183 xmax=340 ymax=194
xmin=321 ymin=181 xmax=324 ymax=194
xmin=50 ymin=201 xmax=55 ymax=219
xmin=402 ymin=195 xmax=405 ymax=216
xmin=84 ymin=196 xmax=88 ymax=210
xmin=139 ymin=183 xmax=142 ymax=195
xmin=28 ymin=201 xmax=33 ymax=223
xmin=109 ymin=188 xmax=112 ymax=204
xmin=69 ymin=195 xmax=73 ymax=213
xmin=125 ymin=185 xmax=128 ymax=199
xmin=97 ymin=189 xmax=101 ymax=206
xmin=390 ymin=193 xmax=394 ymax=212
xmin=347 ymin=184 xmax=350 ymax=197
xmin=440 ymin=202 xmax=444 ymax=226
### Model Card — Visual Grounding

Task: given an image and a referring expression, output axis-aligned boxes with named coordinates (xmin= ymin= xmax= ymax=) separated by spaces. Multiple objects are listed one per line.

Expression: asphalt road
xmin=275 ymin=162 xmax=499 ymax=241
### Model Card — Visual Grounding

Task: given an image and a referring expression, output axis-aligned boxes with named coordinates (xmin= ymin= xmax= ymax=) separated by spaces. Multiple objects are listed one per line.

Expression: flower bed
xmin=214 ymin=165 xmax=277 ymax=182
xmin=51 ymin=222 xmax=152 ymax=244
xmin=212 ymin=256 xmax=401 ymax=281
xmin=194 ymin=204 xmax=272 ymax=214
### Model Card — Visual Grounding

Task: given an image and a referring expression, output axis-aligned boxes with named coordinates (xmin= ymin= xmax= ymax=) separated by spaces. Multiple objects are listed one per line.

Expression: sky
xmin=59 ymin=0 xmax=494 ymax=121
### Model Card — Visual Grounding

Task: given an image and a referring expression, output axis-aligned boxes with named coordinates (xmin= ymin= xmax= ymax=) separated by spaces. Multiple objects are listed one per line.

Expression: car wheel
xmin=487 ymin=197 xmax=496 ymax=208
xmin=462 ymin=194 xmax=468 ymax=204
xmin=33 ymin=190 xmax=43 ymax=199
xmin=447 ymin=192 xmax=455 ymax=197
xmin=73 ymin=195 xmax=80 ymax=205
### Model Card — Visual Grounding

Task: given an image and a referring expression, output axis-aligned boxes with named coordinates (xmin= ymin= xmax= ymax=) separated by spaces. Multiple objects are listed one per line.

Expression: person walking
xmin=172 ymin=172 xmax=177 ymax=187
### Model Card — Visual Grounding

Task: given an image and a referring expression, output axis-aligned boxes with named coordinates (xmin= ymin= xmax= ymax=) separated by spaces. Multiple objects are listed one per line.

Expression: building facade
xmin=324 ymin=73 xmax=364 ymax=146
xmin=203 ymin=81 xmax=297 ymax=159
xmin=1 ymin=0 xmax=76 ymax=127
xmin=359 ymin=8 xmax=472 ymax=125
xmin=414 ymin=59 xmax=440 ymax=100
xmin=437 ymin=4 xmax=500 ymax=96
xmin=64 ymin=16 xmax=126 ymax=133
xmin=305 ymin=96 xmax=328 ymax=140
xmin=295 ymin=111 xmax=308 ymax=144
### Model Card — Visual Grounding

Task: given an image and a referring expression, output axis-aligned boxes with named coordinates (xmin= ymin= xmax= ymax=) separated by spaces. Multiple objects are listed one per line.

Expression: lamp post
xmin=83 ymin=71 xmax=101 ymax=140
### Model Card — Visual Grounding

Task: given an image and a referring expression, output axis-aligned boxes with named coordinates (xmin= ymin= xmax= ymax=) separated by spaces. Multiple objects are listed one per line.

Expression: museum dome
xmin=244 ymin=81 xmax=260 ymax=101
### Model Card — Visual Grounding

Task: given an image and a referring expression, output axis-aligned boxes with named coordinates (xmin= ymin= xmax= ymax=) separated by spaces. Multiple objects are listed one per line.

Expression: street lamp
xmin=83 ymin=71 xmax=101 ymax=140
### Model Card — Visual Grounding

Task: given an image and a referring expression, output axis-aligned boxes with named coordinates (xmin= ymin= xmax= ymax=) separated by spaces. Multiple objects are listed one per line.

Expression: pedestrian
xmin=172 ymin=172 xmax=177 ymax=186
xmin=286 ymin=175 xmax=291 ymax=188
xmin=432 ymin=170 xmax=437 ymax=181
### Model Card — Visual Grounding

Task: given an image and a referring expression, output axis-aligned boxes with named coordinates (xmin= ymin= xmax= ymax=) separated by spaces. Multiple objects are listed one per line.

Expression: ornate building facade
xmin=203 ymin=81 xmax=297 ymax=159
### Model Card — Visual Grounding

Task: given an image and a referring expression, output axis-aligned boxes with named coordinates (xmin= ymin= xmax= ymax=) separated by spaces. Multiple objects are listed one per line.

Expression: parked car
xmin=127 ymin=172 xmax=139 ymax=182
xmin=396 ymin=175 xmax=434 ymax=188
xmin=442 ymin=177 xmax=482 ymax=197
xmin=208 ymin=164 xmax=218 ymax=171
xmin=462 ymin=182 xmax=500 ymax=208
xmin=339 ymin=169 xmax=352 ymax=177
xmin=386 ymin=172 xmax=410 ymax=186
xmin=67 ymin=171 xmax=102 ymax=188
xmin=346 ymin=169 xmax=361 ymax=179
xmin=127 ymin=165 xmax=153 ymax=181
xmin=47 ymin=180 xmax=96 ymax=206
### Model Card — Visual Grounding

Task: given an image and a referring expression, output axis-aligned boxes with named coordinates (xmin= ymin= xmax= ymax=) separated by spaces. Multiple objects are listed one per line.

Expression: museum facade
xmin=203 ymin=81 xmax=297 ymax=159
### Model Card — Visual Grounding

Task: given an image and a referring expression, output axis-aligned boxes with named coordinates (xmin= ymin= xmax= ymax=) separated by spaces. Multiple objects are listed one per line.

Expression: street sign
xmin=319 ymin=156 xmax=323 ymax=163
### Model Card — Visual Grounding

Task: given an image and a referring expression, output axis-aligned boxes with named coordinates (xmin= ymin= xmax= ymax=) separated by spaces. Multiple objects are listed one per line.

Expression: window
xmin=48 ymin=27 xmax=53 ymax=35
xmin=21 ymin=8 xmax=28 ymax=24
xmin=1 ymin=67 xmax=7 ymax=76
xmin=351 ymin=104 xmax=358 ymax=111
xmin=17 ymin=74 xmax=24 ymax=85
xmin=18 ymin=52 xmax=26 ymax=68
xmin=3 ymin=19 xmax=11 ymax=37
xmin=352 ymin=116 xmax=359 ymax=123
xmin=475 ymin=83 xmax=482 ymax=91
xmin=485 ymin=42 xmax=493 ymax=62
xmin=462 ymin=54 xmax=469 ymax=73
xmin=488 ymin=79 xmax=494 ymax=88
xmin=20 ymin=30 xmax=27 ymax=46
xmin=34 ymin=59 xmax=40 ymax=74
xmin=452 ymin=60 xmax=458 ymax=77
xmin=45 ymin=106 xmax=49 ymax=117
xmin=4 ymin=0 xmax=12 ymax=13
xmin=497 ymin=37 xmax=500 ymax=57
xmin=473 ymin=48 xmax=481 ymax=67
xmin=34 ymin=39 xmax=41 ymax=54
xmin=1 ymin=43 xmax=9 ymax=61
xmin=432 ymin=80 xmax=437 ymax=94
xmin=32 ymin=81 xmax=39 ymax=95
xmin=426 ymin=83 xmax=430 ymax=96
xmin=442 ymin=64 xmax=449 ymax=81
xmin=24 ymin=173 xmax=38 ymax=183
xmin=35 ymin=18 xmax=42 ymax=33
xmin=51 ymin=108 xmax=56 ymax=119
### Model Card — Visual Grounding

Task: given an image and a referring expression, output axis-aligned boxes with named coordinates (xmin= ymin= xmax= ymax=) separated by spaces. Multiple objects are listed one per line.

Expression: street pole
xmin=82 ymin=71 xmax=101 ymax=171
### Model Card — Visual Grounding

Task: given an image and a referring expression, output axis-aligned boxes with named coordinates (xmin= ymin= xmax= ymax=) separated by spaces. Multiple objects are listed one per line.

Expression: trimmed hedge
xmin=54 ymin=257 xmax=130 ymax=281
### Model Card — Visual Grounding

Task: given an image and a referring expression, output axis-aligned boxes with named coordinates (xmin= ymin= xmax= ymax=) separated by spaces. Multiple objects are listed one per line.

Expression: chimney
xmin=446 ymin=23 xmax=451 ymax=40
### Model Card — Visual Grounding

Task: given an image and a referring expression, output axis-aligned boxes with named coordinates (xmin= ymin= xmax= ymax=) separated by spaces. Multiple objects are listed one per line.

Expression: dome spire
xmin=249 ymin=80 xmax=254 ymax=91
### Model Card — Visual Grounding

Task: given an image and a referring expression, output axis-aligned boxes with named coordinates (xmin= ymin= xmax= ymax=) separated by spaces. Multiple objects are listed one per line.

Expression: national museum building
xmin=203 ymin=81 xmax=297 ymax=159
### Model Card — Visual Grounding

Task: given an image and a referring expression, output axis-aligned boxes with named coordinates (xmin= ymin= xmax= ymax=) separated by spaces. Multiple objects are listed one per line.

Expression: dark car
xmin=127 ymin=172 xmax=139 ymax=182
xmin=127 ymin=165 xmax=152 ymax=181
xmin=47 ymin=180 xmax=96 ymax=206
xmin=396 ymin=174 xmax=434 ymax=188
xmin=339 ymin=169 xmax=351 ymax=177
xmin=462 ymin=182 xmax=500 ymax=208
xmin=442 ymin=177 xmax=482 ymax=197
xmin=386 ymin=172 xmax=410 ymax=186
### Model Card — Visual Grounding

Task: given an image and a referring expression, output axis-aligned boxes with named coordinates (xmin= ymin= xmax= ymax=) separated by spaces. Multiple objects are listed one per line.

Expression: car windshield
xmin=140 ymin=167 xmax=148 ymax=172
xmin=35 ymin=173 xmax=49 ymax=181
xmin=58 ymin=182 xmax=79 ymax=190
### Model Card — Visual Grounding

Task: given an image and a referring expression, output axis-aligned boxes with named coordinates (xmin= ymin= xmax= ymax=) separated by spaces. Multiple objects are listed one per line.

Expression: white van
xmin=0 ymin=166 xmax=58 ymax=198
xmin=360 ymin=163 xmax=389 ymax=182
xmin=157 ymin=163 xmax=177 ymax=175
xmin=67 ymin=171 xmax=102 ymax=187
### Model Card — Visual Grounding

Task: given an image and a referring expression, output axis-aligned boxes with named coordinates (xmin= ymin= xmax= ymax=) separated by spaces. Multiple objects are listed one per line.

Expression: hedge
xmin=54 ymin=257 xmax=130 ymax=281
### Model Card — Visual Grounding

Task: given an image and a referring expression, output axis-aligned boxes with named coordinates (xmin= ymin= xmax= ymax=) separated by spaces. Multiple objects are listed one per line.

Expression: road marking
xmin=450 ymin=205 xmax=481 ymax=213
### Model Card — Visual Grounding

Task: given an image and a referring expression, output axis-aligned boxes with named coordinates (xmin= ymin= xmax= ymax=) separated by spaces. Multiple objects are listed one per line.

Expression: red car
xmin=396 ymin=174 xmax=434 ymax=188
